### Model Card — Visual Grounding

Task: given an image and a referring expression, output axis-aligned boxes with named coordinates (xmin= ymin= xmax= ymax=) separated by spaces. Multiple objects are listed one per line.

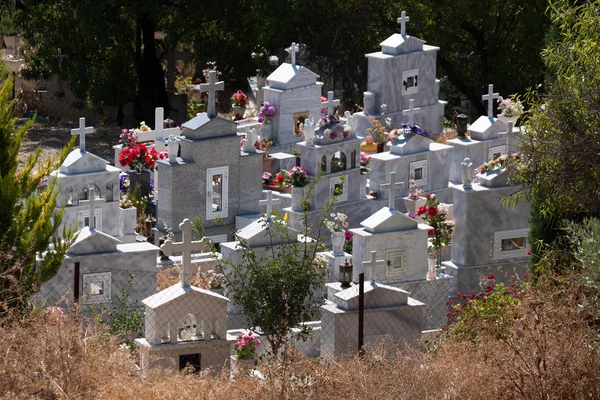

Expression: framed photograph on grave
xmin=206 ymin=166 xmax=229 ymax=220
xmin=293 ymin=111 xmax=309 ymax=137
xmin=493 ymin=228 xmax=529 ymax=259
xmin=488 ymin=145 xmax=507 ymax=161
xmin=77 ymin=208 xmax=103 ymax=231
xmin=402 ymin=69 xmax=419 ymax=95
xmin=82 ymin=272 xmax=111 ymax=305
xmin=409 ymin=160 xmax=428 ymax=187
xmin=329 ymin=176 xmax=348 ymax=202
xmin=385 ymin=249 xmax=407 ymax=278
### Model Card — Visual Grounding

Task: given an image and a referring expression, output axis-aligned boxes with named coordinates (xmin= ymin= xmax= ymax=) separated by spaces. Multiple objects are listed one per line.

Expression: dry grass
xmin=0 ymin=278 xmax=599 ymax=399
xmin=156 ymin=265 xmax=211 ymax=291
xmin=434 ymin=128 xmax=459 ymax=144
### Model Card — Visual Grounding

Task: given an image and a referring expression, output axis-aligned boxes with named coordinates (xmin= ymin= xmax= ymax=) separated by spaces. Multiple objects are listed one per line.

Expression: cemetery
xmin=2 ymin=1 xmax=598 ymax=397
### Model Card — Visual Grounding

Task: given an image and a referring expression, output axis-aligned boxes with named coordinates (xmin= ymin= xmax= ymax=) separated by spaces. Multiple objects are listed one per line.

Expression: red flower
xmin=425 ymin=193 xmax=430 ymax=198
xmin=487 ymin=274 xmax=495 ymax=280
xmin=417 ymin=205 xmax=427 ymax=216
xmin=276 ymin=173 xmax=286 ymax=183
xmin=428 ymin=229 xmax=434 ymax=237
xmin=426 ymin=206 xmax=438 ymax=217
xmin=344 ymin=231 xmax=353 ymax=241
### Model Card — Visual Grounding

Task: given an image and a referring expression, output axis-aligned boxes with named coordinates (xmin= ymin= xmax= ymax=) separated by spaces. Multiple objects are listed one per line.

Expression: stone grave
xmin=50 ymin=117 xmax=137 ymax=243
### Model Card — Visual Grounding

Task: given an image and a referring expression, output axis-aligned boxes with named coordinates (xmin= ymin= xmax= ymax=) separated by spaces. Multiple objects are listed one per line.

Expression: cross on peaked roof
xmin=71 ymin=117 xmax=95 ymax=152
xmin=286 ymin=42 xmax=300 ymax=67
xmin=482 ymin=84 xmax=500 ymax=118
xmin=397 ymin=11 xmax=410 ymax=36
xmin=322 ymin=91 xmax=340 ymax=116
xmin=259 ymin=190 xmax=281 ymax=216
xmin=380 ymin=171 xmax=405 ymax=210
xmin=402 ymin=99 xmax=421 ymax=125
xmin=153 ymin=107 xmax=181 ymax=139
xmin=200 ymin=71 xmax=224 ymax=117
xmin=160 ymin=219 xmax=207 ymax=287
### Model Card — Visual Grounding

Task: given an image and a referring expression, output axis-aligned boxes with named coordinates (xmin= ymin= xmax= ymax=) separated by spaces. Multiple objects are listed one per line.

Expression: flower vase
xmin=376 ymin=142 xmax=385 ymax=153
xmin=427 ymin=252 xmax=437 ymax=280
xmin=230 ymin=355 xmax=256 ymax=380
xmin=291 ymin=187 xmax=304 ymax=211
xmin=403 ymin=196 xmax=427 ymax=216
xmin=331 ymin=231 xmax=345 ymax=256
xmin=259 ymin=124 xmax=272 ymax=139
xmin=232 ymin=106 xmax=246 ymax=120
xmin=360 ymin=174 xmax=368 ymax=198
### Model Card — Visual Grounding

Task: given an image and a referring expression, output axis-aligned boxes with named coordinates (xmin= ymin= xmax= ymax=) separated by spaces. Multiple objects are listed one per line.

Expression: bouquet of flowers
xmin=288 ymin=166 xmax=308 ymax=187
xmin=233 ymin=330 xmax=261 ymax=360
xmin=325 ymin=212 xmax=349 ymax=232
xmin=387 ymin=129 xmax=402 ymax=142
xmin=360 ymin=152 xmax=371 ymax=174
xmin=417 ymin=194 xmax=453 ymax=257
xmin=119 ymin=141 xmax=167 ymax=172
xmin=231 ymin=90 xmax=248 ymax=107
xmin=477 ymin=153 xmax=523 ymax=173
xmin=497 ymin=95 xmax=524 ymax=119
xmin=399 ymin=121 xmax=429 ymax=138
xmin=262 ymin=171 xmax=272 ymax=185
xmin=318 ymin=114 xmax=340 ymax=129
xmin=258 ymin=137 xmax=273 ymax=158
xmin=407 ymin=179 xmax=424 ymax=200
xmin=258 ymin=101 xmax=276 ymax=124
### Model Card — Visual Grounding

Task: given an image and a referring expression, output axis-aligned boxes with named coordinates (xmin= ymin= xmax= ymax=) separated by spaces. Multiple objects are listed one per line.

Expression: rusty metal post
xmin=358 ymin=272 xmax=365 ymax=356
xmin=73 ymin=261 xmax=80 ymax=304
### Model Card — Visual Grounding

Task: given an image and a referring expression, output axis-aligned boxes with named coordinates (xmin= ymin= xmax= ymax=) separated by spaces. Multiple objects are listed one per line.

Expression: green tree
xmin=0 ymin=66 xmax=75 ymax=310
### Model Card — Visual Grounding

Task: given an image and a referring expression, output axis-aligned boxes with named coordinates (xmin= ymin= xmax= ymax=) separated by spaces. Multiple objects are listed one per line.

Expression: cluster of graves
xmin=36 ymin=12 xmax=530 ymax=373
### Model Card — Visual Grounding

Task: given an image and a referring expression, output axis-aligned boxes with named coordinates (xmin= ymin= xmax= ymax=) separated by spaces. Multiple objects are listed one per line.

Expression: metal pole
xmin=73 ymin=261 xmax=80 ymax=305
xmin=358 ymin=272 xmax=365 ymax=356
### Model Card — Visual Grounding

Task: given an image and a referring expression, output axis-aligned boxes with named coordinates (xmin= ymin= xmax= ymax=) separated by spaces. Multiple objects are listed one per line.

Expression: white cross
xmin=507 ymin=120 xmax=514 ymax=135
xmin=287 ymin=42 xmax=300 ymax=67
xmin=397 ymin=11 xmax=410 ymax=36
xmin=153 ymin=107 xmax=181 ymax=139
xmin=321 ymin=91 xmax=340 ymax=116
xmin=363 ymin=251 xmax=385 ymax=283
xmin=259 ymin=190 xmax=281 ymax=216
xmin=402 ymin=99 xmax=421 ymax=125
xmin=200 ymin=70 xmax=224 ymax=117
xmin=71 ymin=117 xmax=95 ymax=152
xmin=80 ymin=185 xmax=101 ymax=230
xmin=482 ymin=84 xmax=500 ymax=118
xmin=160 ymin=219 xmax=207 ymax=287
xmin=380 ymin=171 xmax=405 ymax=210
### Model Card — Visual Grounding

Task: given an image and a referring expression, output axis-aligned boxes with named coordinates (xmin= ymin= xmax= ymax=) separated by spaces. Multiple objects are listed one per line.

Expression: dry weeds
xmin=0 ymin=278 xmax=598 ymax=399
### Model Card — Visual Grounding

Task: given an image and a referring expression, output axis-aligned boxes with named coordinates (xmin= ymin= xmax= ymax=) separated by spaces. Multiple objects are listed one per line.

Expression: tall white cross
xmin=71 ymin=117 xmax=95 ymax=152
xmin=200 ymin=70 xmax=224 ymax=117
xmin=482 ymin=84 xmax=500 ymax=118
xmin=259 ymin=190 xmax=281 ymax=217
xmin=380 ymin=171 xmax=405 ymax=210
xmin=363 ymin=251 xmax=385 ymax=283
xmin=322 ymin=91 xmax=340 ymax=116
xmin=402 ymin=98 xmax=421 ymax=125
xmin=287 ymin=42 xmax=300 ymax=67
xmin=397 ymin=11 xmax=410 ymax=36
xmin=153 ymin=107 xmax=181 ymax=139
xmin=160 ymin=219 xmax=207 ymax=287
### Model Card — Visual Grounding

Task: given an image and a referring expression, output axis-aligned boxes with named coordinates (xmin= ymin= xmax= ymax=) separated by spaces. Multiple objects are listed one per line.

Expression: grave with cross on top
xmin=160 ymin=219 xmax=209 ymax=287
xmin=71 ymin=117 xmax=95 ymax=152
xmin=200 ymin=70 xmax=225 ymax=117
xmin=322 ymin=91 xmax=340 ymax=116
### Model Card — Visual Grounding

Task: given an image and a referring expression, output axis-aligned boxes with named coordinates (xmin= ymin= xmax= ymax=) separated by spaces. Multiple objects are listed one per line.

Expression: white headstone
xmin=362 ymin=250 xmax=385 ymax=283
xmin=200 ymin=70 xmax=224 ymax=117
xmin=380 ymin=171 xmax=405 ymax=210
xmin=322 ymin=91 xmax=340 ymax=116
xmin=71 ymin=117 xmax=95 ymax=152
xmin=397 ymin=11 xmax=410 ymax=36
xmin=286 ymin=42 xmax=300 ymax=67
xmin=402 ymin=98 xmax=421 ymax=125
xmin=482 ymin=84 xmax=500 ymax=118
xmin=160 ymin=219 xmax=207 ymax=287
xmin=259 ymin=190 xmax=281 ymax=216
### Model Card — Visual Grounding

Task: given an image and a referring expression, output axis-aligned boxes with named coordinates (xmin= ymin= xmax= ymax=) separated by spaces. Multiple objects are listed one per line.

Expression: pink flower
xmin=248 ymin=330 xmax=254 ymax=336
xmin=237 ymin=333 xmax=243 ymax=339
xmin=255 ymin=339 xmax=261 ymax=345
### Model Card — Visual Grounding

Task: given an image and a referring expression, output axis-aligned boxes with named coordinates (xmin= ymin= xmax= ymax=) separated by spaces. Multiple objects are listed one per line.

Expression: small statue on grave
xmin=241 ymin=128 xmax=260 ymax=152
xmin=303 ymin=118 xmax=316 ymax=146
xmin=344 ymin=110 xmax=358 ymax=136
xmin=461 ymin=157 xmax=474 ymax=189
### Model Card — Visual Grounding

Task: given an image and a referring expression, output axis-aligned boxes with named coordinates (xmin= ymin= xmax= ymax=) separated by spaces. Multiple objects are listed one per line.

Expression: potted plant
xmin=403 ymin=179 xmax=426 ymax=216
xmin=231 ymin=90 xmax=248 ymax=120
xmin=367 ymin=104 xmax=392 ymax=153
xmin=325 ymin=212 xmax=349 ymax=256
xmin=207 ymin=270 xmax=225 ymax=295
xmin=288 ymin=166 xmax=308 ymax=211
xmin=497 ymin=95 xmax=524 ymax=124
xmin=417 ymin=193 xmax=453 ymax=277
xmin=230 ymin=330 xmax=261 ymax=379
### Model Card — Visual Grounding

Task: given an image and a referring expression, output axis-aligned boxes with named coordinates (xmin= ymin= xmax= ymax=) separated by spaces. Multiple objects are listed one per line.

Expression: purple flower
xmin=407 ymin=213 xmax=416 ymax=219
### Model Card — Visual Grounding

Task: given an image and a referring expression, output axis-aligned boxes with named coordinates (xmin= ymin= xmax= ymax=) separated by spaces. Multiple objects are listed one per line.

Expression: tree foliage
xmin=0 ymin=66 xmax=76 ymax=310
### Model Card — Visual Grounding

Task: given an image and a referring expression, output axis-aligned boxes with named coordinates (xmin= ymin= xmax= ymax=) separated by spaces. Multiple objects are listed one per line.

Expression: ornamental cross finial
xmin=200 ymin=71 xmax=224 ymax=117
xmin=363 ymin=251 xmax=385 ymax=283
xmin=71 ymin=117 xmax=95 ymax=152
xmin=160 ymin=219 xmax=207 ymax=287
xmin=482 ymin=84 xmax=500 ymax=118
xmin=397 ymin=11 xmax=410 ymax=36
xmin=402 ymin=98 xmax=421 ymax=125
xmin=380 ymin=171 xmax=405 ymax=210
xmin=287 ymin=42 xmax=300 ymax=67
xmin=321 ymin=91 xmax=340 ymax=116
